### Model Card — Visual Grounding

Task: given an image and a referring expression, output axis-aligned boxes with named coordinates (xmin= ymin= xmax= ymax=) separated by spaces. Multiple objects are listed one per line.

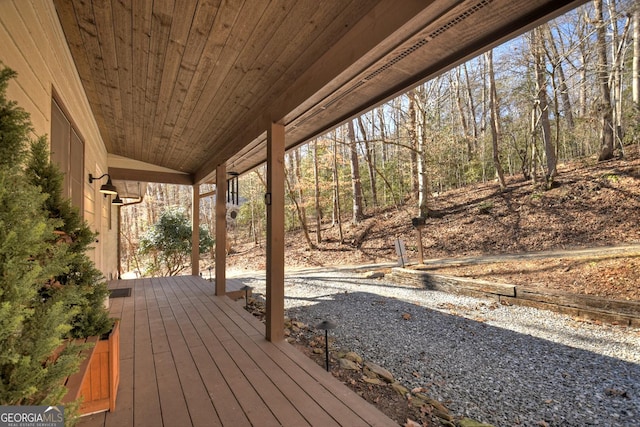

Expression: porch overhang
xmin=53 ymin=0 xmax=587 ymax=185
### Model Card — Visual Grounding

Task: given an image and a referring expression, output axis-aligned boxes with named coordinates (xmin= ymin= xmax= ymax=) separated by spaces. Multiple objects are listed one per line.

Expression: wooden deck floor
xmin=78 ymin=276 xmax=397 ymax=427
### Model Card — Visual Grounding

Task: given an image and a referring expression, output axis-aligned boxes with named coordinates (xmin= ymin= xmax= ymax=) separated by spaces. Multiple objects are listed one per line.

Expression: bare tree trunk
xmin=347 ymin=120 xmax=364 ymax=223
xmin=480 ymin=55 xmax=489 ymax=182
xmin=357 ymin=115 xmax=378 ymax=207
xmin=486 ymin=50 xmax=507 ymax=190
xmin=595 ymin=0 xmax=616 ymax=161
xmin=532 ymin=29 xmax=557 ymax=186
xmin=609 ymin=0 xmax=630 ymax=154
xmin=332 ymin=131 xmax=344 ymax=243
xmin=293 ymin=148 xmax=307 ymax=226
xmin=287 ymin=151 xmax=313 ymax=249
xmin=416 ymin=126 xmax=429 ymax=218
xmin=545 ymin=23 xmax=575 ymax=131
xmin=453 ymin=68 xmax=472 ymax=159
xmin=530 ymin=106 xmax=539 ymax=183
xmin=634 ymin=4 xmax=640 ymax=110
xmin=377 ymin=106 xmax=388 ymax=163
xmin=377 ymin=105 xmax=389 ymax=205
xmin=634 ymin=2 xmax=640 ymax=151
xmin=408 ymin=92 xmax=419 ymax=194
xmin=578 ymin=29 xmax=589 ymax=119
xmin=285 ymin=166 xmax=314 ymax=250
xmin=464 ymin=62 xmax=479 ymax=154
xmin=312 ymin=139 xmax=322 ymax=244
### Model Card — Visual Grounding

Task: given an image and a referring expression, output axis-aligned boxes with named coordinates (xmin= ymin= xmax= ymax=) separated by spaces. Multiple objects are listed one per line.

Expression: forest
xmin=120 ymin=0 xmax=640 ymax=277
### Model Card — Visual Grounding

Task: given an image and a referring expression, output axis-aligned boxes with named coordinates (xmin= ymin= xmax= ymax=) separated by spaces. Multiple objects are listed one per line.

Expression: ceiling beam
xmin=109 ymin=167 xmax=194 ymax=185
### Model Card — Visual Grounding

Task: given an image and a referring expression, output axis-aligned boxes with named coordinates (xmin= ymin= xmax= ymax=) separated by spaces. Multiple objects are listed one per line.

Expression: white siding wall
xmin=0 ymin=0 xmax=118 ymax=279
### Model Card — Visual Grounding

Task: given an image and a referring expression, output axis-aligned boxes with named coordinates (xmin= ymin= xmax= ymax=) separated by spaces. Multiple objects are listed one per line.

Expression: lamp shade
xmin=315 ymin=320 xmax=337 ymax=330
xmin=112 ymin=194 xmax=124 ymax=205
xmin=89 ymin=173 xmax=118 ymax=195
xmin=100 ymin=177 xmax=118 ymax=195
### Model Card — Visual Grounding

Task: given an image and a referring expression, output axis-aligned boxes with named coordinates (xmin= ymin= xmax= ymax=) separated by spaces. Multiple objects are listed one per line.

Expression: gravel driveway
xmin=234 ymin=267 xmax=640 ymax=427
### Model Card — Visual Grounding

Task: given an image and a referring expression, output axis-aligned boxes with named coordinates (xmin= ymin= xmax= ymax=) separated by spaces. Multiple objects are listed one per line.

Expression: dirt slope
xmin=227 ymin=150 xmax=640 ymax=301
xmin=231 ymin=150 xmax=640 ymax=425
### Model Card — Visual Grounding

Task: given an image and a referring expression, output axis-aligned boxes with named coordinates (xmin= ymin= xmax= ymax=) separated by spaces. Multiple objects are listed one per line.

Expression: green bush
xmin=0 ymin=65 xmax=111 ymax=409
xmin=139 ymin=207 xmax=214 ymax=276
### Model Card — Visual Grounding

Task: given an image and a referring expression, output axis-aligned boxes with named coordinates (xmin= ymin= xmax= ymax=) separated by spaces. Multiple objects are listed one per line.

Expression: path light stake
xmin=241 ymin=285 xmax=252 ymax=309
xmin=316 ymin=320 xmax=337 ymax=371
xmin=208 ymin=266 xmax=213 ymax=282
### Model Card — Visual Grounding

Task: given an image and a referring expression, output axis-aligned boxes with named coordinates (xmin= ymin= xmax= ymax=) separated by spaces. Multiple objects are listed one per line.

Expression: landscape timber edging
xmin=390 ymin=267 xmax=640 ymax=328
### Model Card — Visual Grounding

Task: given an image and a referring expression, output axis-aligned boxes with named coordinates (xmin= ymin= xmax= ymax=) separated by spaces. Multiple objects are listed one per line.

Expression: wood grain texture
xmin=78 ymin=276 xmax=397 ymax=426
xmin=50 ymin=0 xmax=587 ymax=183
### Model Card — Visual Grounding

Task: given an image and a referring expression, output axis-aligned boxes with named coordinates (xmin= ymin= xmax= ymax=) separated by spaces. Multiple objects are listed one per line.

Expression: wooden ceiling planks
xmin=56 ymin=0 xmax=115 ymax=154
xmin=52 ymin=0 xmax=588 ymax=184
xmin=193 ymin=0 xmax=386 ymax=175
xmin=175 ymin=1 xmax=271 ymax=170
xmin=205 ymin=0 xmax=363 ymax=148
xmin=151 ymin=0 xmax=198 ymax=167
xmin=176 ymin=0 xmax=279 ymax=168
xmin=157 ymin=0 xmax=220 ymax=170
xmin=112 ymin=0 xmax=134 ymax=160
xmin=91 ymin=1 xmax=125 ymax=154
xmin=167 ymin=0 xmax=242 ymax=171
xmin=191 ymin=0 xmax=459 ymax=182
xmin=141 ymin=0 xmax=174 ymax=166
xmin=131 ymin=0 xmax=153 ymax=161
xmin=187 ymin=0 xmax=327 ymax=165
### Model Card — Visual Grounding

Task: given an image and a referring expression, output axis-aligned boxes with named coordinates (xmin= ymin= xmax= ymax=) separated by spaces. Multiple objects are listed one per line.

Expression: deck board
xmin=78 ymin=276 xmax=397 ymax=427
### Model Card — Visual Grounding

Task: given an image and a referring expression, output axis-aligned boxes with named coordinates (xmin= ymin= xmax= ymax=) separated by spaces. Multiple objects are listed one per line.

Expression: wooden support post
xmin=412 ymin=217 xmax=426 ymax=266
xmin=191 ymin=184 xmax=200 ymax=276
xmin=266 ymin=122 xmax=285 ymax=342
xmin=416 ymin=226 xmax=425 ymax=265
xmin=215 ymin=164 xmax=227 ymax=296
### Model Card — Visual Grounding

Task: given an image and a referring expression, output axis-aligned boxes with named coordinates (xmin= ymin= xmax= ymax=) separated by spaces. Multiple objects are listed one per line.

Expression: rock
xmin=292 ymin=320 xmax=307 ymax=329
xmin=433 ymin=409 xmax=453 ymax=422
xmin=364 ymin=361 xmax=394 ymax=383
xmin=391 ymin=381 xmax=409 ymax=396
xmin=339 ymin=358 xmax=360 ymax=370
xmin=363 ymin=271 xmax=385 ymax=279
xmin=458 ymin=418 xmax=495 ymax=427
xmin=414 ymin=393 xmax=448 ymax=415
xmin=362 ymin=377 xmax=383 ymax=385
xmin=313 ymin=348 xmax=324 ymax=354
xmin=409 ymin=396 xmax=426 ymax=408
xmin=344 ymin=351 xmax=363 ymax=364
xmin=362 ymin=367 xmax=378 ymax=379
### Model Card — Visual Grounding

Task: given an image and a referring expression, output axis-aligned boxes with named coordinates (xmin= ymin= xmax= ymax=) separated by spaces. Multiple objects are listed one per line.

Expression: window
xmin=50 ymin=98 xmax=84 ymax=210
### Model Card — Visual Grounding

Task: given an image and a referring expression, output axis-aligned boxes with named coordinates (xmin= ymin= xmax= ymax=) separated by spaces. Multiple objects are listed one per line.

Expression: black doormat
xmin=110 ymin=288 xmax=131 ymax=298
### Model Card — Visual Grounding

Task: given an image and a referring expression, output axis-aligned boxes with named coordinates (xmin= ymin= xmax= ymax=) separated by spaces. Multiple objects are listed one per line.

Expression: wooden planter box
xmin=62 ymin=320 xmax=120 ymax=416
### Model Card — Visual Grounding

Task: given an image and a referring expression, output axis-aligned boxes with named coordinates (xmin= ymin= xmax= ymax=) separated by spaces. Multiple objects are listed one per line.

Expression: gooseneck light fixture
xmin=89 ymin=173 xmax=117 ymax=195
xmin=111 ymin=194 xmax=124 ymax=205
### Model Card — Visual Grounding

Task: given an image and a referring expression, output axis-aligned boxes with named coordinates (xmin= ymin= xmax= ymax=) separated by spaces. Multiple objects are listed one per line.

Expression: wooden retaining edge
xmin=390 ymin=268 xmax=640 ymax=328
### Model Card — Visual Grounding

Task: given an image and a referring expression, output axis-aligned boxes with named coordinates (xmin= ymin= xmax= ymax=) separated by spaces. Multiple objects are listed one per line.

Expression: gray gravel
xmin=235 ymin=267 xmax=640 ymax=427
